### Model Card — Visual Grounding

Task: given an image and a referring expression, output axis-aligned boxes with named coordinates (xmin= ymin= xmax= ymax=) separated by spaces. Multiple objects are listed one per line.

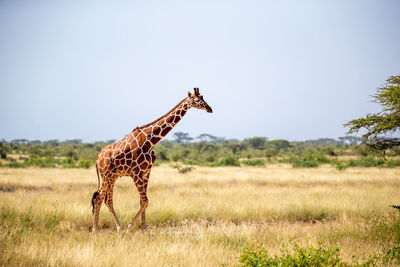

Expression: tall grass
xmin=0 ymin=165 xmax=400 ymax=266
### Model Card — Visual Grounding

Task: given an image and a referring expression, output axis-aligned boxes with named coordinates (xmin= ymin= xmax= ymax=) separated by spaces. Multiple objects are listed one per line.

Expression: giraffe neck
xmin=141 ymin=98 xmax=191 ymax=146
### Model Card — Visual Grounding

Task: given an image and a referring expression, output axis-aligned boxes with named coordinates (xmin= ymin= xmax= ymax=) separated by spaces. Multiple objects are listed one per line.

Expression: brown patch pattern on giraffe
xmin=91 ymin=88 xmax=212 ymax=232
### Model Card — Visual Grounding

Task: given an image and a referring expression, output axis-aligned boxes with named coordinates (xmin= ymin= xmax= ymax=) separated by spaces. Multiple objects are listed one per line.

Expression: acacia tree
xmin=344 ymin=75 xmax=400 ymax=155
xmin=173 ymin=132 xmax=193 ymax=143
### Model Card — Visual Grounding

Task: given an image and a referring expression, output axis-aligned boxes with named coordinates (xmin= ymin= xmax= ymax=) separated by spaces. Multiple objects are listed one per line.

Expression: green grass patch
xmin=242 ymin=159 xmax=265 ymax=167
xmin=281 ymin=153 xmax=330 ymax=168
xmin=239 ymin=243 xmax=345 ymax=267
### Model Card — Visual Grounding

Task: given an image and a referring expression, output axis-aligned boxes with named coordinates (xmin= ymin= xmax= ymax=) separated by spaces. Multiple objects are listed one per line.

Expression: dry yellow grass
xmin=1 ymin=164 xmax=400 ymax=266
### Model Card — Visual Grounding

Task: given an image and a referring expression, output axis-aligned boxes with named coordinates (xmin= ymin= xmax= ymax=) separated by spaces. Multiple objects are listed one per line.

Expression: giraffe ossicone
xmin=91 ymin=88 xmax=212 ymax=233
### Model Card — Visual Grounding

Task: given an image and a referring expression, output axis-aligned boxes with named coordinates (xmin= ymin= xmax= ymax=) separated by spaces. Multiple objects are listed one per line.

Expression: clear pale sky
xmin=1 ymin=1 xmax=399 ymax=142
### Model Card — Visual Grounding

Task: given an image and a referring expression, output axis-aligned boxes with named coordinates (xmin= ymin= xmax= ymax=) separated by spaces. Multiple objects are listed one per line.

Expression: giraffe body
xmin=91 ymin=88 xmax=212 ymax=232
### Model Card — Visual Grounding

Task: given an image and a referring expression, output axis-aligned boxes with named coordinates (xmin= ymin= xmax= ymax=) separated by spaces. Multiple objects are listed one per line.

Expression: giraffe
xmin=91 ymin=88 xmax=212 ymax=232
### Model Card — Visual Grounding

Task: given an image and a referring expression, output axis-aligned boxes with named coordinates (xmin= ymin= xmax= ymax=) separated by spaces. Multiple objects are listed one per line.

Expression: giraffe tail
xmin=91 ymin=163 xmax=101 ymax=215
xmin=91 ymin=191 xmax=99 ymax=215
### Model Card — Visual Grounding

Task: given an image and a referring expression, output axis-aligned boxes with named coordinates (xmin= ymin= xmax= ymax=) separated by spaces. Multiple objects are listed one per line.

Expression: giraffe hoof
xmin=125 ymin=225 xmax=133 ymax=233
xmin=141 ymin=224 xmax=148 ymax=231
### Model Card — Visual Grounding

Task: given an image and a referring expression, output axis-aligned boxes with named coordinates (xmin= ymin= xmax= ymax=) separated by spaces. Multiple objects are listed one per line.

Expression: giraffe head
xmin=187 ymin=88 xmax=213 ymax=113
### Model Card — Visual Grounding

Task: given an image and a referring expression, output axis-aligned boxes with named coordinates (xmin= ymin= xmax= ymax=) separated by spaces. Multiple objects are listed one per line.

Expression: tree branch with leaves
xmin=344 ymin=75 xmax=400 ymax=155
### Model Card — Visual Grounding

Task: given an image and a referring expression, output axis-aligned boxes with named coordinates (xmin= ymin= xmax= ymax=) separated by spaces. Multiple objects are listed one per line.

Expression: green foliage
xmin=381 ymin=216 xmax=400 ymax=265
xmin=334 ymin=161 xmax=348 ymax=170
xmin=0 ymin=206 xmax=64 ymax=245
xmin=218 ymin=155 xmax=241 ymax=167
xmin=239 ymin=244 xmax=344 ymax=267
xmin=0 ymin=140 xmax=9 ymax=159
xmin=243 ymin=137 xmax=268 ymax=150
xmin=26 ymin=156 xmax=58 ymax=168
xmin=242 ymin=159 xmax=265 ymax=166
xmin=347 ymin=157 xmax=385 ymax=167
xmin=384 ymin=159 xmax=400 ymax=168
xmin=282 ymin=154 xmax=331 ymax=168
xmin=0 ymin=134 xmax=393 ymax=169
xmin=345 ymin=74 xmax=400 ymax=154
xmin=77 ymin=159 xmax=92 ymax=169
xmin=383 ymin=243 xmax=400 ymax=264
xmin=333 ymin=157 xmax=400 ymax=170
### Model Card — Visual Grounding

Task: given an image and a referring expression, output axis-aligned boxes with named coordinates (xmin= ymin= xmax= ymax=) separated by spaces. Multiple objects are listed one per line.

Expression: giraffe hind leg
xmin=104 ymin=182 xmax=122 ymax=232
xmin=92 ymin=187 xmax=106 ymax=233
xmin=91 ymin=191 xmax=99 ymax=215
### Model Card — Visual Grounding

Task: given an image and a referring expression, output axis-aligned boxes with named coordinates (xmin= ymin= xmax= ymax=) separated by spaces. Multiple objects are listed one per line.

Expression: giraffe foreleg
xmin=140 ymin=170 xmax=151 ymax=230
xmin=126 ymin=173 xmax=149 ymax=232
xmin=126 ymin=193 xmax=148 ymax=232
xmin=140 ymin=198 xmax=148 ymax=230
xmin=140 ymin=151 xmax=156 ymax=230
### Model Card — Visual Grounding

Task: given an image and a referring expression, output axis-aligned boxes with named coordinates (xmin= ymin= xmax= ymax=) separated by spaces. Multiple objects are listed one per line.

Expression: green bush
xmin=239 ymin=244 xmax=344 ymax=267
xmin=171 ymin=152 xmax=182 ymax=162
xmin=5 ymin=162 xmax=26 ymax=168
xmin=382 ymin=216 xmax=400 ymax=265
xmin=242 ymin=159 xmax=265 ymax=166
xmin=334 ymin=161 xmax=348 ymax=170
xmin=282 ymin=154 xmax=330 ymax=168
xmin=77 ymin=159 xmax=92 ymax=169
xmin=383 ymin=242 xmax=400 ymax=264
xmin=26 ymin=157 xmax=57 ymax=168
xmin=347 ymin=157 xmax=385 ymax=167
xmin=183 ymin=159 xmax=205 ymax=166
xmin=384 ymin=159 xmax=400 ymax=168
xmin=61 ymin=157 xmax=76 ymax=168
xmin=218 ymin=155 xmax=240 ymax=167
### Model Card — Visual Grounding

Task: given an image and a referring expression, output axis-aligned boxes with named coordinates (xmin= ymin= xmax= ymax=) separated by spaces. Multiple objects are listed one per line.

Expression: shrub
xmin=6 ymin=162 xmax=26 ymax=168
xmin=171 ymin=164 xmax=194 ymax=174
xmin=282 ymin=154 xmax=330 ymax=168
xmin=384 ymin=159 xmax=400 ymax=168
xmin=155 ymin=148 xmax=169 ymax=161
xmin=381 ymin=216 xmax=400 ymax=264
xmin=334 ymin=161 xmax=348 ymax=170
xmin=177 ymin=166 xmax=193 ymax=174
xmin=77 ymin=159 xmax=92 ymax=169
xmin=218 ymin=155 xmax=240 ymax=167
xmin=239 ymin=244 xmax=344 ymax=267
xmin=26 ymin=157 xmax=57 ymax=168
xmin=61 ymin=157 xmax=76 ymax=168
xmin=183 ymin=159 xmax=204 ymax=166
xmin=347 ymin=157 xmax=385 ymax=167
xmin=171 ymin=152 xmax=182 ymax=162
xmin=0 ymin=149 xmax=6 ymax=159
xmin=205 ymin=154 xmax=217 ymax=163
xmin=383 ymin=242 xmax=400 ymax=264
xmin=242 ymin=159 xmax=265 ymax=167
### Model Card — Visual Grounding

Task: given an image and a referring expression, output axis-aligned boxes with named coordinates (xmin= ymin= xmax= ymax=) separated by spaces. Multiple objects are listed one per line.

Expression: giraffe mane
xmin=135 ymin=97 xmax=188 ymax=130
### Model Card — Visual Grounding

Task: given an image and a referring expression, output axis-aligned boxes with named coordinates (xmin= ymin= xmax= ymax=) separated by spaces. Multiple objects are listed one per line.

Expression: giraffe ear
xmin=188 ymin=91 xmax=192 ymax=98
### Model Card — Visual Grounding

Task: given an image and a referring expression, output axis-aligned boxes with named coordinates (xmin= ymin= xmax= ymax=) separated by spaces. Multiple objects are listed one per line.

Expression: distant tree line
xmin=2 ymin=133 xmax=398 ymax=169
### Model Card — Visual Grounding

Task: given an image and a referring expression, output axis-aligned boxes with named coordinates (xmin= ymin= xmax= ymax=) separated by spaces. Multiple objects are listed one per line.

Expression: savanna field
xmin=1 ymin=164 xmax=400 ymax=266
